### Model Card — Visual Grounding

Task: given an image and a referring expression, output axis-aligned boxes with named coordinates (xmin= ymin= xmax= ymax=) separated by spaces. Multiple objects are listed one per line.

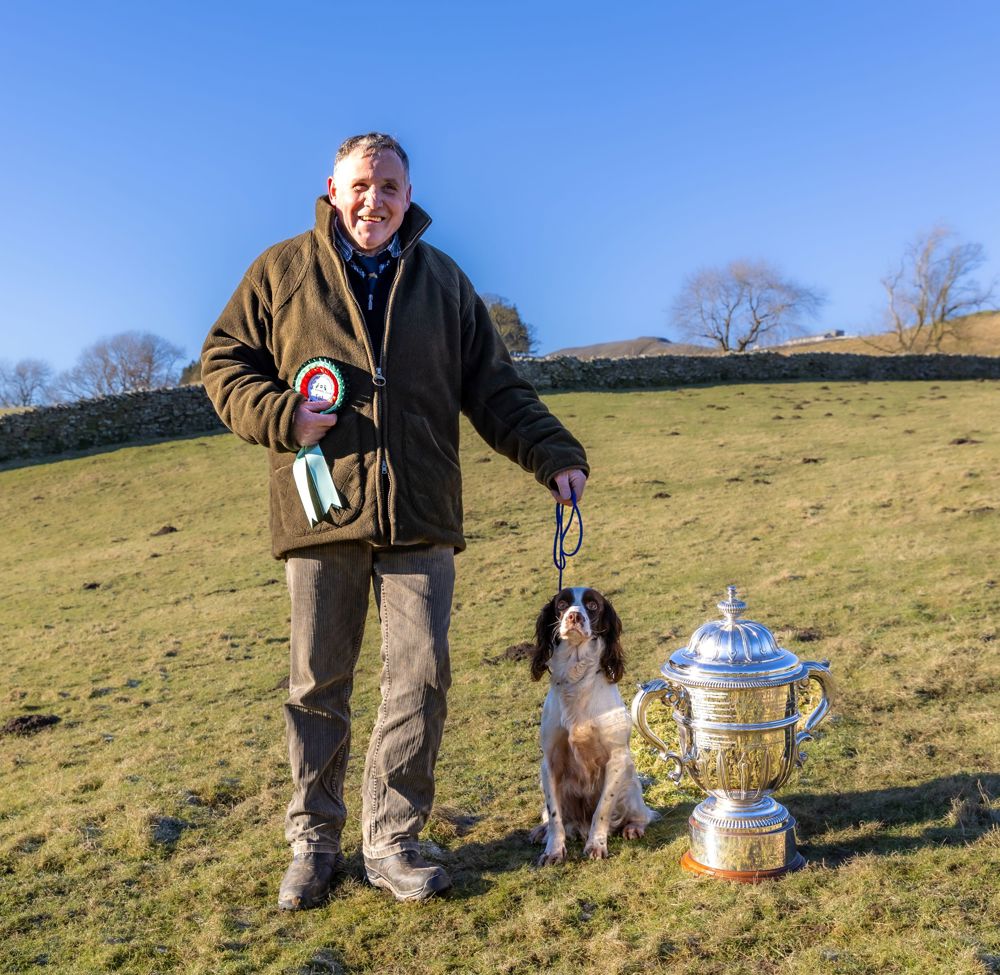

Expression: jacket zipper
xmin=379 ymin=259 xmax=406 ymax=542
xmin=334 ymin=236 xmax=412 ymax=543
xmin=338 ymin=261 xmax=390 ymax=543
xmin=374 ymin=367 xmax=387 ymax=480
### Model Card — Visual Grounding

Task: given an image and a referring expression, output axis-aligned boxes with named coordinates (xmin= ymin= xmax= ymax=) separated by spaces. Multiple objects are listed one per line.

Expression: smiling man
xmin=201 ymin=133 xmax=588 ymax=908
xmin=330 ymin=146 xmax=410 ymax=254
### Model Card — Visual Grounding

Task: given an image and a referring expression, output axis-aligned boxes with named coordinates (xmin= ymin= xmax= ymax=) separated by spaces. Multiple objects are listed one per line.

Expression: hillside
xmin=772 ymin=310 xmax=1000 ymax=355
xmin=546 ymin=336 xmax=719 ymax=358
xmin=1 ymin=381 xmax=998 ymax=974
xmin=551 ymin=311 xmax=1000 ymax=359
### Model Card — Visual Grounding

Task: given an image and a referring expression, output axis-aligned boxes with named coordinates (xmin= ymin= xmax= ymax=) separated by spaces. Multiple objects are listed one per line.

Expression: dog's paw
xmin=537 ymin=846 xmax=567 ymax=867
xmin=622 ymin=823 xmax=646 ymax=841
xmin=529 ymin=823 xmax=548 ymax=845
xmin=583 ymin=838 xmax=609 ymax=860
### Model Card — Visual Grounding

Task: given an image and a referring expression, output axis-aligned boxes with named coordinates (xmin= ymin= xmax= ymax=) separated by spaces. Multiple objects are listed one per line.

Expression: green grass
xmin=1 ymin=381 xmax=998 ymax=975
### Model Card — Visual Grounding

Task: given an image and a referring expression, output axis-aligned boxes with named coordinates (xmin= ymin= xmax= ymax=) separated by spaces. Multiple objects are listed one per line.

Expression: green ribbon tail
xmin=292 ymin=445 xmax=344 ymax=527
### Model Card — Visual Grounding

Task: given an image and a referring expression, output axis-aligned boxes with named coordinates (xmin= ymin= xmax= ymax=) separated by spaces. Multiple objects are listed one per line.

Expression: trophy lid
xmin=662 ymin=586 xmax=804 ymax=687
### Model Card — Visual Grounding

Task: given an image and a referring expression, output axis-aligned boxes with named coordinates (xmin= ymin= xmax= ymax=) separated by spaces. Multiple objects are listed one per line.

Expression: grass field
xmin=1 ymin=380 xmax=998 ymax=975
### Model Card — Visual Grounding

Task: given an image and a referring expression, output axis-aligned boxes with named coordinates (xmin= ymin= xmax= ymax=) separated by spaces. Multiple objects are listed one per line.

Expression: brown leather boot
xmin=277 ymin=852 xmax=342 ymax=910
xmin=364 ymin=849 xmax=452 ymax=902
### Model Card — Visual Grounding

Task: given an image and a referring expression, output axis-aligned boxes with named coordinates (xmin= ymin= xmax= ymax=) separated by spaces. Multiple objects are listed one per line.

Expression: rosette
xmin=293 ymin=357 xmax=347 ymax=413
xmin=291 ymin=358 xmax=348 ymax=527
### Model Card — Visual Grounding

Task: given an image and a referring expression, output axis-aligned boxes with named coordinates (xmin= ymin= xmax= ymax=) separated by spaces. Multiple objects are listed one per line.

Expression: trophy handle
xmin=794 ymin=660 xmax=834 ymax=766
xmin=630 ymin=678 xmax=691 ymax=784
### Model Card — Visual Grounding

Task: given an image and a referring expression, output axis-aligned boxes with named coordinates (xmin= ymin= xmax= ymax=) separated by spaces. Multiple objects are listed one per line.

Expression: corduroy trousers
xmin=283 ymin=542 xmax=454 ymax=859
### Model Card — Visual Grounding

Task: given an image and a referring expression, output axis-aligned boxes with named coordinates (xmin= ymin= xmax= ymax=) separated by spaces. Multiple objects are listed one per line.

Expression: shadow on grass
xmin=789 ymin=772 xmax=999 ymax=865
xmin=418 ymin=774 xmax=997 ymax=893
xmin=336 ymin=832 xmax=544 ymax=902
xmin=418 ymin=803 xmax=698 ymax=899
xmin=0 ymin=428 xmax=226 ymax=472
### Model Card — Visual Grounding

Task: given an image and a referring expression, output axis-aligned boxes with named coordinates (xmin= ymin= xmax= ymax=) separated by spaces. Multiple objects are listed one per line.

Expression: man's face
xmin=328 ymin=149 xmax=411 ymax=255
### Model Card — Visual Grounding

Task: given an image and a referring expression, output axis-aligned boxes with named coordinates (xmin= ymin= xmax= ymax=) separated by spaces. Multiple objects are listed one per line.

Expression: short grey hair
xmin=333 ymin=133 xmax=409 ymax=178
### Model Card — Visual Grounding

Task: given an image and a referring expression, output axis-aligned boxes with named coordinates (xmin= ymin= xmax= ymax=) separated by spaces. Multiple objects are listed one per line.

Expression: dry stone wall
xmin=516 ymin=351 xmax=1000 ymax=390
xmin=0 ymin=385 xmax=224 ymax=463
xmin=2 ymin=352 xmax=999 ymax=464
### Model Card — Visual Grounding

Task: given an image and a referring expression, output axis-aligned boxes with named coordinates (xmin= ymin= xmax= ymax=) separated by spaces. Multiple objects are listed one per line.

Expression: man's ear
xmin=327 ymin=174 xmax=337 ymax=204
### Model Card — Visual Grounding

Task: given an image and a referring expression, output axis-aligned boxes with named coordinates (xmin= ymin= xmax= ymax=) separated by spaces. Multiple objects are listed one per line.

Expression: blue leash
xmin=553 ymin=490 xmax=583 ymax=590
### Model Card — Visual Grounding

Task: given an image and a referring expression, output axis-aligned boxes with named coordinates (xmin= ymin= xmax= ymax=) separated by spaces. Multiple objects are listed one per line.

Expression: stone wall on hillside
xmin=2 ymin=352 xmax=999 ymax=464
xmin=517 ymin=351 xmax=1000 ymax=390
xmin=0 ymin=385 xmax=224 ymax=463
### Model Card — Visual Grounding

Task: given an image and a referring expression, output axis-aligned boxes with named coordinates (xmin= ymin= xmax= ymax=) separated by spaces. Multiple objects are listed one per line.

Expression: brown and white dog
xmin=530 ymin=587 xmax=657 ymax=864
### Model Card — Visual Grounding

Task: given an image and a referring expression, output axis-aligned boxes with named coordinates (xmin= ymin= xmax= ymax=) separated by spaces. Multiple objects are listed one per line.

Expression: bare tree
xmin=672 ymin=260 xmax=825 ymax=352
xmin=881 ymin=226 xmax=994 ymax=351
xmin=0 ymin=358 xmax=54 ymax=407
xmin=58 ymin=331 xmax=184 ymax=401
xmin=481 ymin=294 xmax=537 ymax=355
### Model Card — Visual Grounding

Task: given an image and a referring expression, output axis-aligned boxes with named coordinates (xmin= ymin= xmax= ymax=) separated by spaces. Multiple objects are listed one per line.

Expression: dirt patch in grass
xmin=1 ymin=714 xmax=61 ymax=736
xmin=483 ymin=642 xmax=535 ymax=665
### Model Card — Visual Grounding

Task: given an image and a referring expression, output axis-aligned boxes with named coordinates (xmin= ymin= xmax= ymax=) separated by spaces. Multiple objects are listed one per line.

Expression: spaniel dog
xmin=529 ymin=587 xmax=657 ymax=864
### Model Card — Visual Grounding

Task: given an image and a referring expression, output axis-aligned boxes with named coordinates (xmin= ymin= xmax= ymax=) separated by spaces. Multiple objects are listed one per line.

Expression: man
xmin=202 ymin=133 xmax=588 ymax=907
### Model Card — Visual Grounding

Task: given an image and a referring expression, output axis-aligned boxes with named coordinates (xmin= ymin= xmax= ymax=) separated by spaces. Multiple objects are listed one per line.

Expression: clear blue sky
xmin=1 ymin=1 xmax=998 ymax=371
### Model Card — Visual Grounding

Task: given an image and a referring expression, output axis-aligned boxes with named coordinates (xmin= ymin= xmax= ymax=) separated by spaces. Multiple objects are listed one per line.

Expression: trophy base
xmin=681 ymin=850 xmax=806 ymax=883
xmin=682 ymin=797 xmax=805 ymax=881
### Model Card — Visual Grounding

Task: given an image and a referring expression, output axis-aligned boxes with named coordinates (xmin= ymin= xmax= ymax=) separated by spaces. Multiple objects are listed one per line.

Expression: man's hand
xmin=293 ymin=400 xmax=338 ymax=447
xmin=550 ymin=469 xmax=587 ymax=506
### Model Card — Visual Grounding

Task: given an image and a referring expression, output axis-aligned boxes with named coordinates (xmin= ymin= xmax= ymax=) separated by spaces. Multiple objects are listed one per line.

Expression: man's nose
xmin=364 ymin=187 xmax=380 ymax=208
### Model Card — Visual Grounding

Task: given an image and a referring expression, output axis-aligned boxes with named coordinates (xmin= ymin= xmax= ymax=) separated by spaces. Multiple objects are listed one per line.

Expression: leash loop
xmin=553 ymin=490 xmax=583 ymax=590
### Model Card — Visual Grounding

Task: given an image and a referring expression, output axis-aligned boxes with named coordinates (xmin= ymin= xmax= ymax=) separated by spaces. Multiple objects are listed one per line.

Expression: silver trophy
xmin=631 ymin=586 xmax=833 ymax=881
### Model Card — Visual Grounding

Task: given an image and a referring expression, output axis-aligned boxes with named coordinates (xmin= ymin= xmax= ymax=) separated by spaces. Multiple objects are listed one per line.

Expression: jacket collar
xmin=333 ymin=218 xmax=401 ymax=263
xmin=314 ymin=196 xmax=432 ymax=258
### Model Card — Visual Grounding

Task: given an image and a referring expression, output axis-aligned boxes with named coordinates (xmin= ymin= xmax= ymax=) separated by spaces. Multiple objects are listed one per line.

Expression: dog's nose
xmin=564 ymin=610 xmax=584 ymax=627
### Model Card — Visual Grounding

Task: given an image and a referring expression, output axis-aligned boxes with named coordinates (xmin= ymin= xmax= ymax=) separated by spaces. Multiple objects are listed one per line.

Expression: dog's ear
xmin=598 ymin=597 xmax=625 ymax=683
xmin=531 ymin=598 xmax=558 ymax=681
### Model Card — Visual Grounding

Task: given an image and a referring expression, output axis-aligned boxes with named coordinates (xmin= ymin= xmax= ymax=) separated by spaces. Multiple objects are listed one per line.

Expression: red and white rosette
xmin=291 ymin=358 xmax=348 ymax=526
xmin=293 ymin=357 xmax=347 ymax=414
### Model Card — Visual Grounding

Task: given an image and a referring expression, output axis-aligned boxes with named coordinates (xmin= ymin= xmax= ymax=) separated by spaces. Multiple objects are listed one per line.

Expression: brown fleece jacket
xmin=201 ymin=197 xmax=588 ymax=558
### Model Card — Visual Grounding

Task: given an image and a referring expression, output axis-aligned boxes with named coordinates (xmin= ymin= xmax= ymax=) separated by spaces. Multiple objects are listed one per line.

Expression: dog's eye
xmin=586 ymin=600 xmax=598 ymax=612
xmin=556 ymin=600 xmax=568 ymax=612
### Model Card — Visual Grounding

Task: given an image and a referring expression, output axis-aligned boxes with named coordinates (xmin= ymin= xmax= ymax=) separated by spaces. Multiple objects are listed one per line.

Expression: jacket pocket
xmin=401 ymin=411 xmax=462 ymax=528
xmin=272 ymin=409 xmax=369 ymax=536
